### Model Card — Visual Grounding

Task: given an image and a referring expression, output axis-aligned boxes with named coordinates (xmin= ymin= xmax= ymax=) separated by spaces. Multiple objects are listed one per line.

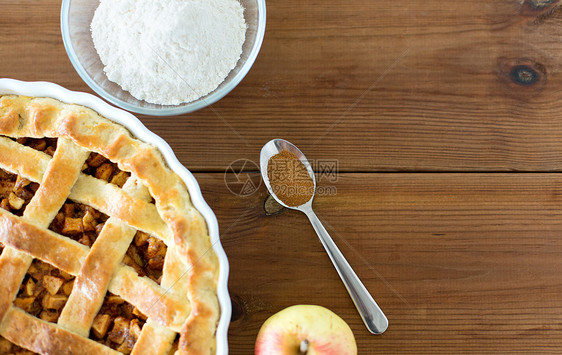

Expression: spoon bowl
xmin=260 ymin=139 xmax=316 ymax=209
xmin=260 ymin=139 xmax=389 ymax=335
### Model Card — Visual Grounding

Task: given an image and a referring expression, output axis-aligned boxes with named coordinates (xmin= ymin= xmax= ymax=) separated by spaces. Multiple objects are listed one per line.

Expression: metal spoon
xmin=260 ymin=138 xmax=389 ymax=335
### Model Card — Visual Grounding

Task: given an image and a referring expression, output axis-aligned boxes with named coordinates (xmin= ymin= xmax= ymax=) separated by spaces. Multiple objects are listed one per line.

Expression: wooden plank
xmin=2 ymin=1 xmax=562 ymax=171
xmin=196 ymin=172 xmax=562 ymax=353
xmin=3 ymin=1 xmax=562 ymax=354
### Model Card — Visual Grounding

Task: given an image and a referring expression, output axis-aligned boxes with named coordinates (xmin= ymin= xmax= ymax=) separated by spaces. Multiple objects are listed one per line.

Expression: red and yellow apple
xmin=255 ymin=305 xmax=357 ymax=355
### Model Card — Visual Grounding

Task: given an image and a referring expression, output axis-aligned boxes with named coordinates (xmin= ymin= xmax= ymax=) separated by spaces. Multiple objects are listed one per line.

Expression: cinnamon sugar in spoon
xmin=260 ymin=139 xmax=388 ymax=335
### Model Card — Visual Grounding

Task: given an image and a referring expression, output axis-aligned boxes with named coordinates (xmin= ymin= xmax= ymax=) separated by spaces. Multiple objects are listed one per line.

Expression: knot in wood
xmin=498 ymin=57 xmax=546 ymax=90
xmin=510 ymin=65 xmax=539 ymax=86
xmin=520 ymin=0 xmax=560 ymax=16
xmin=528 ymin=0 xmax=558 ymax=9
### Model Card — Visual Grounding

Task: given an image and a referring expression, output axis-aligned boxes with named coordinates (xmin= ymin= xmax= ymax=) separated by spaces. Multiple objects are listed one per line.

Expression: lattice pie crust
xmin=0 ymin=96 xmax=219 ymax=354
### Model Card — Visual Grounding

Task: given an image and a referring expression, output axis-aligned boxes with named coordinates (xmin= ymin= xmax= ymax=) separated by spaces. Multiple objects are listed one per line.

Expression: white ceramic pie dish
xmin=0 ymin=78 xmax=231 ymax=354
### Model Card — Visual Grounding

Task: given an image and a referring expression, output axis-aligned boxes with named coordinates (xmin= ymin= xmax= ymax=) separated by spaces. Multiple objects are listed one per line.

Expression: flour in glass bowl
xmin=91 ymin=0 xmax=246 ymax=105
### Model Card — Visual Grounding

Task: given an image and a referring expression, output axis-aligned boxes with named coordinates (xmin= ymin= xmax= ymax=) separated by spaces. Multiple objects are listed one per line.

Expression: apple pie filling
xmin=14 ymin=259 xmax=75 ymax=323
xmin=82 ymin=152 xmax=130 ymax=188
xmin=0 ymin=259 xmax=75 ymax=355
xmin=49 ymin=201 xmax=109 ymax=247
xmin=124 ymin=231 xmax=167 ymax=285
xmin=0 ymin=168 xmax=39 ymax=216
xmin=16 ymin=137 xmax=57 ymax=156
xmin=89 ymin=292 xmax=147 ymax=353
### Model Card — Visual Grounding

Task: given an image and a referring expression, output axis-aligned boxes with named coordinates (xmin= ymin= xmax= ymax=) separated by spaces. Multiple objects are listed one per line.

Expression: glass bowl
xmin=60 ymin=0 xmax=266 ymax=116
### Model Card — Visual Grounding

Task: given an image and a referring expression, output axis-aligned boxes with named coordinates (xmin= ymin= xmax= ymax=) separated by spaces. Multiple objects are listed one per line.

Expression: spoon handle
xmin=304 ymin=209 xmax=389 ymax=334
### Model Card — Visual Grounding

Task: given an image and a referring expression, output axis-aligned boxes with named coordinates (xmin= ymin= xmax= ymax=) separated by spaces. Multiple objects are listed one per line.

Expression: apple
xmin=255 ymin=305 xmax=357 ymax=355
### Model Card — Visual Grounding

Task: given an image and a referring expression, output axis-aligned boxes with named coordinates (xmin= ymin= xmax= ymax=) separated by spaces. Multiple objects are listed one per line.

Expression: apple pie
xmin=0 ymin=95 xmax=220 ymax=354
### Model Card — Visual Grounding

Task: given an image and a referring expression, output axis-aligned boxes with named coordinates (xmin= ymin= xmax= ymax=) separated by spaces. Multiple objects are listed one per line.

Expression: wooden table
xmin=3 ymin=0 xmax=562 ymax=353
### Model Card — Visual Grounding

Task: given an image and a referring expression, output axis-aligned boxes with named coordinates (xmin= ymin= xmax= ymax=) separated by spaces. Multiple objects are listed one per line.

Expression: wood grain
xmin=3 ymin=0 xmax=562 ymax=353
xmin=198 ymin=172 xmax=562 ymax=354
xmin=2 ymin=1 xmax=562 ymax=171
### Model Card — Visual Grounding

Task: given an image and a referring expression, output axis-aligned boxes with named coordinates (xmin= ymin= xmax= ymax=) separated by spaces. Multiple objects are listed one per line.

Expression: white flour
xmin=91 ymin=0 xmax=246 ymax=105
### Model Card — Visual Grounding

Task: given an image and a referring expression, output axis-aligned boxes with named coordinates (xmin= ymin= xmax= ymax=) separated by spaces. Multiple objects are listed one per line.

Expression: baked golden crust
xmin=0 ymin=95 xmax=220 ymax=354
